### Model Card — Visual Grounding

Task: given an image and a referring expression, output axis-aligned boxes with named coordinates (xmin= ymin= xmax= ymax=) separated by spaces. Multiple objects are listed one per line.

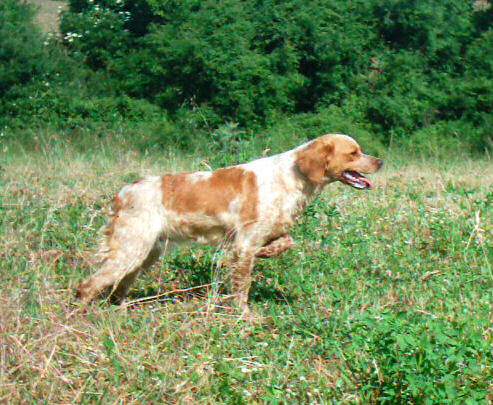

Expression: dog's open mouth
xmin=340 ymin=170 xmax=374 ymax=190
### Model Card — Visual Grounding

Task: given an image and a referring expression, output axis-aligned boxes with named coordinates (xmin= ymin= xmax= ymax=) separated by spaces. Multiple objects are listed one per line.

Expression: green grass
xmin=1 ymin=140 xmax=492 ymax=403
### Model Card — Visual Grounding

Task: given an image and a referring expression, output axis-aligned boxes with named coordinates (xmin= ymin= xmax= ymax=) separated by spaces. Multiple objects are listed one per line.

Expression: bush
xmin=397 ymin=120 xmax=491 ymax=157
xmin=261 ymin=106 xmax=384 ymax=156
xmin=440 ymin=30 xmax=493 ymax=122
xmin=0 ymin=0 xmax=48 ymax=96
xmin=57 ymin=0 xmax=491 ymax=151
xmin=358 ymin=51 xmax=439 ymax=139
xmin=365 ymin=0 xmax=473 ymax=69
xmin=59 ymin=1 xmax=134 ymax=70
xmin=61 ymin=0 xmax=377 ymax=126
xmin=1 ymin=0 xmax=491 ymax=153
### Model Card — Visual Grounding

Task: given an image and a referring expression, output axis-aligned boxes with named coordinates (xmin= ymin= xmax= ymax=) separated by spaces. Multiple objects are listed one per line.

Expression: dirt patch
xmin=27 ymin=0 xmax=67 ymax=34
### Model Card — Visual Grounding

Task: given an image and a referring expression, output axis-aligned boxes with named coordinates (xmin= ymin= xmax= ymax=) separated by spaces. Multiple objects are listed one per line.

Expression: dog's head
xmin=295 ymin=134 xmax=382 ymax=189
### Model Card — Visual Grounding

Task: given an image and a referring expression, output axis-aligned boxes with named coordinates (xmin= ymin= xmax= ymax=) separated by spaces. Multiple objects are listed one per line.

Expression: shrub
xmin=61 ymin=0 xmax=377 ymax=126
xmin=364 ymin=0 xmax=474 ymax=69
xmin=59 ymin=1 xmax=134 ymax=70
xmin=397 ymin=120 xmax=490 ymax=157
xmin=261 ymin=105 xmax=384 ymax=156
xmin=0 ymin=0 xmax=48 ymax=96
xmin=1 ymin=0 xmax=491 ymax=152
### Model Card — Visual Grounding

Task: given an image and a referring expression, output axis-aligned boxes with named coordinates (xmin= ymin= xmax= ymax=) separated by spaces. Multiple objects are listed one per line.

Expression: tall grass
xmin=1 ymin=137 xmax=492 ymax=403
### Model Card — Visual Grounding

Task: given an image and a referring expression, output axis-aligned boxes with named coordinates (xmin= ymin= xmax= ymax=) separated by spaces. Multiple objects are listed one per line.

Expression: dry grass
xmin=1 ymin=144 xmax=492 ymax=403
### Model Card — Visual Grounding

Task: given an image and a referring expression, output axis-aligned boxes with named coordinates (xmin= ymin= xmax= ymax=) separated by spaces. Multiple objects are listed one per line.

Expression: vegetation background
xmin=1 ymin=0 xmax=492 ymax=403
xmin=1 ymin=0 xmax=492 ymax=155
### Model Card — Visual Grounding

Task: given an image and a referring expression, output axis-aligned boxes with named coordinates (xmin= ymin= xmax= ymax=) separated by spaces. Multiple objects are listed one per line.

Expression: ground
xmin=28 ymin=0 xmax=67 ymax=34
xmin=1 ymin=143 xmax=492 ymax=403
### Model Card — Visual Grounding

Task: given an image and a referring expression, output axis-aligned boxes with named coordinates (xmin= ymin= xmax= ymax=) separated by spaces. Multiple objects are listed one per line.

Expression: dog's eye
xmin=351 ymin=150 xmax=359 ymax=156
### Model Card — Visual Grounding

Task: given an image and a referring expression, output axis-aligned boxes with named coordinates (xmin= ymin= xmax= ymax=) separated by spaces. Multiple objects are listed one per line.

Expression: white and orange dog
xmin=77 ymin=134 xmax=382 ymax=313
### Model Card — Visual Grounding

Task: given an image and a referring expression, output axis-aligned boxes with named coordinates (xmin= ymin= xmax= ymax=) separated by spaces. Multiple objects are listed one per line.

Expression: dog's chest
xmin=254 ymin=169 xmax=308 ymax=231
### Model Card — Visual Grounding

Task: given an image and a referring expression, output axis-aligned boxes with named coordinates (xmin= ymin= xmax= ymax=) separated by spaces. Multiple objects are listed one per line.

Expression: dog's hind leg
xmin=77 ymin=205 xmax=163 ymax=305
xmin=110 ymin=243 xmax=163 ymax=303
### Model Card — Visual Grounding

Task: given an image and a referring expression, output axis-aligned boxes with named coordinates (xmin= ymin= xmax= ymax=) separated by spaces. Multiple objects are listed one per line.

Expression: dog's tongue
xmin=346 ymin=170 xmax=374 ymax=189
xmin=361 ymin=176 xmax=374 ymax=189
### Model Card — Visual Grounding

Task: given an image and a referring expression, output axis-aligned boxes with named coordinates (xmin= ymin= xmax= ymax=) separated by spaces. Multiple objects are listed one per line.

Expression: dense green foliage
xmin=0 ymin=0 xmax=45 ymax=95
xmin=1 ymin=0 xmax=492 ymax=151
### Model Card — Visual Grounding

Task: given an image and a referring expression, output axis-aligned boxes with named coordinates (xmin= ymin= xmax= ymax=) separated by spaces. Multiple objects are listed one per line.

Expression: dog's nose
xmin=376 ymin=159 xmax=383 ymax=169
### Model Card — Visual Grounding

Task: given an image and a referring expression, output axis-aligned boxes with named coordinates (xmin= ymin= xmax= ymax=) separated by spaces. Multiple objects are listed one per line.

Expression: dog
xmin=76 ymin=134 xmax=382 ymax=314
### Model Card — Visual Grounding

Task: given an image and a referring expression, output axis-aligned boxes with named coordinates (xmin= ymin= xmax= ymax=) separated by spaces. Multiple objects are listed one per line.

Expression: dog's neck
xmin=293 ymin=165 xmax=320 ymax=196
xmin=279 ymin=149 xmax=329 ymax=217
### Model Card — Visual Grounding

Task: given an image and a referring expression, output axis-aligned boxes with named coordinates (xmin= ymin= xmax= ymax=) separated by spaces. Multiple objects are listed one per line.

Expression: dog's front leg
xmin=229 ymin=249 xmax=255 ymax=315
xmin=256 ymin=234 xmax=294 ymax=258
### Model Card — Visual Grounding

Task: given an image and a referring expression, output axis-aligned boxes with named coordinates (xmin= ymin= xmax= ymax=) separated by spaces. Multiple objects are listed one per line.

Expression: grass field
xmin=1 ymin=140 xmax=492 ymax=403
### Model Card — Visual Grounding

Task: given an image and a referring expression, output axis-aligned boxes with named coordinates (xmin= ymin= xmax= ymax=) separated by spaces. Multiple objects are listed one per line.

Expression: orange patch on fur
xmin=161 ymin=167 xmax=258 ymax=225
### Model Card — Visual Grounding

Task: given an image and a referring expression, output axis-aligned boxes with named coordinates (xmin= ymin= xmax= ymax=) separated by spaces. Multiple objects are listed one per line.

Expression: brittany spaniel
xmin=77 ymin=134 xmax=382 ymax=314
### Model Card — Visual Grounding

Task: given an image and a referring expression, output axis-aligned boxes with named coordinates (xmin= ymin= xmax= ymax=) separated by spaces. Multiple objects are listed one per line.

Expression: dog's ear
xmin=295 ymin=139 xmax=333 ymax=184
